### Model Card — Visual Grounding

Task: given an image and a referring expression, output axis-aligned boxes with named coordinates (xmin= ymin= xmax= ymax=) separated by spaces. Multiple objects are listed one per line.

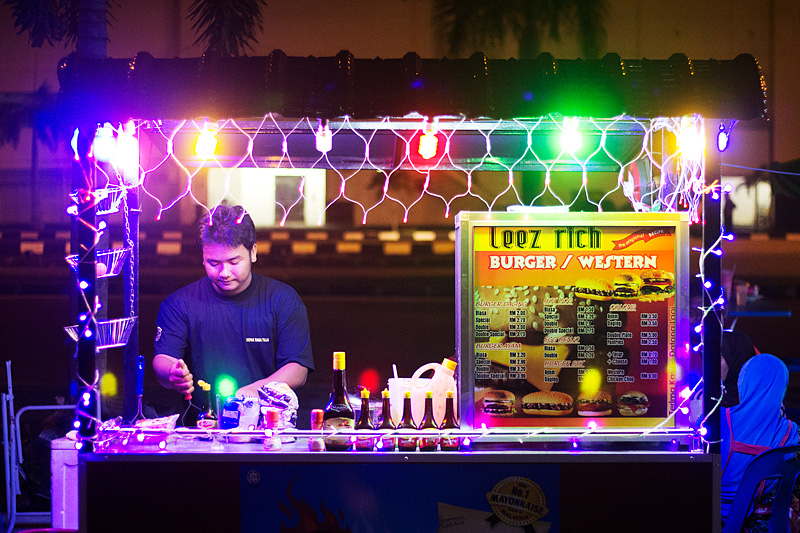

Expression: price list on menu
xmin=464 ymin=214 xmax=686 ymax=429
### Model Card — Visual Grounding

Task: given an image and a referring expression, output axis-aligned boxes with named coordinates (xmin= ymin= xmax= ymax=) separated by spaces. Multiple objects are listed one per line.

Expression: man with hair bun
xmin=153 ymin=204 xmax=313 ymax=402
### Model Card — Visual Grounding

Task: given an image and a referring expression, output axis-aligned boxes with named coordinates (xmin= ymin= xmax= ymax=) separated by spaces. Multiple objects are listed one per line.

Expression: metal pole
xmin=73 ymin=127 xmax=98 ymax=451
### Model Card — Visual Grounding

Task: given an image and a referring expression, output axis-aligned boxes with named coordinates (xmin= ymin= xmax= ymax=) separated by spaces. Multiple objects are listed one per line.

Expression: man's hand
xmin=154 ymin=354 xmax=194 ymax=396
xmin=168 ymin=359 xmax=194 ymax=396
xmin=236 ymin=363 xmax=308 ymax=398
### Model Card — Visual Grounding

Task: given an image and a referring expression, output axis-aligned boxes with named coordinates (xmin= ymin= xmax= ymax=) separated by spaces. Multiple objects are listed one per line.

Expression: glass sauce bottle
xmin=196 ymin=380 xmax=217 ymax=429
xmin=355 ymin=388 xmax=376 ymax=451
xmin=378 ymin=388 xmax=397 ymax=451
xmin=323 ymin=351 xmax=355 ymax=451
xmin=439 ymin=389 xmax=460 ymax=451
xmin=418 ymin=390 xmax=439 ymax=451
xmin=397 ymin=390 xmax=417 ymax=452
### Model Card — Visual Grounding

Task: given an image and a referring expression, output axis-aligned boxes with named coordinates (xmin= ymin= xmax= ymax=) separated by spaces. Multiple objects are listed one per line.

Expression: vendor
xmin=153 ymin=204 xmax=314 ymax=401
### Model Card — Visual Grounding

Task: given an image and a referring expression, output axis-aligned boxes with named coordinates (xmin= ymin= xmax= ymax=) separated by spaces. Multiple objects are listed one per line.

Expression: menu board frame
xmin=455 ymin=211 xmax=691 ymax=433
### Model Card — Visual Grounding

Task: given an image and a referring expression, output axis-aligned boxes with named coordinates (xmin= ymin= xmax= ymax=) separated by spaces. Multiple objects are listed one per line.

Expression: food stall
xmin=54 ymin=51 xmax=765 ymax=532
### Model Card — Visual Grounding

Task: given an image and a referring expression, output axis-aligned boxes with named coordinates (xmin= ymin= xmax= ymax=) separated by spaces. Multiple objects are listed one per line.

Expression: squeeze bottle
xmin=411 ymin=358 xmax=457 ymax=424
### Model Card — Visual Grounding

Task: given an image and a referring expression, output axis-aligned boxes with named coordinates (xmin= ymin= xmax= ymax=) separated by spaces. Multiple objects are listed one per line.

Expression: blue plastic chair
xmin=723 ymin=444 xmax=800 ymax=533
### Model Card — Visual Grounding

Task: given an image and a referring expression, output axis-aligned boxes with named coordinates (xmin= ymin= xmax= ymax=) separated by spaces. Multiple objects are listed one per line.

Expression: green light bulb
xmin=216 ymin=375 xmax=237 ymax=398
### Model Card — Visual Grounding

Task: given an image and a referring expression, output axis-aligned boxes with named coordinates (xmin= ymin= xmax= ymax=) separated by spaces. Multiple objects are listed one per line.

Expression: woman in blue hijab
xmin=721 ymin=353 xmax=799 ymax=524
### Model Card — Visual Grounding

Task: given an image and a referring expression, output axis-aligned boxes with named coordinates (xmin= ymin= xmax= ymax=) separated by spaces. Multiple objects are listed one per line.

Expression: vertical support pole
xmin=122 ymin=189 xmax=140 ymax=421
xmin=73 ymin=127 xmax=97 ymax=451
xmin=702 ymin=144 xmax=722 ymax=454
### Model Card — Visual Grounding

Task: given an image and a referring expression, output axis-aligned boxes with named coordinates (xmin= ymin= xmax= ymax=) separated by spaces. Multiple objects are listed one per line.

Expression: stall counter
xmin=71 ymin=436 xmax=719 ymax=533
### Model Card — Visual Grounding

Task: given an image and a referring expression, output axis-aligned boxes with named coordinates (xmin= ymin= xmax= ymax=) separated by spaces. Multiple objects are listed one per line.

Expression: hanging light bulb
xmin=70 ymin=128 xmax=81 ymax=162
xmin=560 ymin=117 xmax=582 ymax=154
xmin=717 ymin=125 xmax=729 ymax=152
xmin=315 ymin=121 xmax=333 ymax=154
xmin=92 ymin=123 xmax=116 ymax=163
xmin=114 ymin=120 xmax=140 ymax=186
xmin=195 ymin=125 xmax=218 ymax=159
xmin=679 ymin=116 xmax=704 ymax=162
xmin=418 ymin=119 xmax=439 ymax=160
xmin=717 ymin=120 xmax=736 ymax=152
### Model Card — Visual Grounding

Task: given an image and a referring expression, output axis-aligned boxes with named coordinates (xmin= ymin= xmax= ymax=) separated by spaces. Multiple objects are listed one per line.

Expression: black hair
xmin=197 ymin=205 xmax=256 ymax=251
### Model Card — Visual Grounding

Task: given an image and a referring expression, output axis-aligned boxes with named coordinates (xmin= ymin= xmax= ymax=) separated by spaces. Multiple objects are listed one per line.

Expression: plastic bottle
xmin=410 ymin=358 xmax=458 ymax=425
xmin=308 ymin=409 xmax=325 ymax=451
xmin=220 ymin=397 xmax=242 ymax=429
xmin=262 ymin=408 xmax=282 ymax=451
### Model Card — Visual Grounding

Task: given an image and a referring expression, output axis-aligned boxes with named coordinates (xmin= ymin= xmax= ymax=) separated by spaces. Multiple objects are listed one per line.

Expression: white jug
xmin=410 ymin=358 xmax=458 ymax=426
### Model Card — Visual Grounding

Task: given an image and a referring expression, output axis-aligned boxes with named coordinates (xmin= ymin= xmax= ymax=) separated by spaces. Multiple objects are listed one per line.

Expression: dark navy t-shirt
xmin=154 ymin=273 xmax=314 ymax=391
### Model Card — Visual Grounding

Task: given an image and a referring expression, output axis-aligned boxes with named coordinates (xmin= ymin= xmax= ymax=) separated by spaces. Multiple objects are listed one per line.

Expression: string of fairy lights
xmin=131 ymin=114 xmax=708 ymax=224
xmin=65 ymin=112 xmax=755 ymax=451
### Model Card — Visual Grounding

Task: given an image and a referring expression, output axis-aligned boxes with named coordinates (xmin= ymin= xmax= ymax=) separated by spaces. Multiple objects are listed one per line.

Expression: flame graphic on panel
xmin=278 ymin=480 xmax=352 ymax=533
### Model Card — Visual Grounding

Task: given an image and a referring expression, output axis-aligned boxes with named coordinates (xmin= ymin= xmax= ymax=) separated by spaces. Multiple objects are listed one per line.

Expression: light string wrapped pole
xmin=71 ymin=126 xmax=99 ymax=451
xmin=701 ymin=137 xmax=723 ymax=454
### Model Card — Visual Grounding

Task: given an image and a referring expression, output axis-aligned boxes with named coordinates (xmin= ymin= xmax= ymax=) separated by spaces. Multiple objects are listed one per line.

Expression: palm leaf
xmin=5 ymin=0 xmax=115 ymax=48
xmin=189 ymin=0 xmax=266 ymax=57
xmin=5 ymin=0 xmax=66 ymax=47
xmin=573 ymin=0 xmax=608 ymax=59
xmin=432 ymin=0 xmax=607 ymax=59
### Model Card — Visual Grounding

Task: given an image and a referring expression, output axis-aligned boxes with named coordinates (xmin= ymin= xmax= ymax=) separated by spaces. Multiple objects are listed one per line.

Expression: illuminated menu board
xmin=457 ymin=212 xmax=689 ymax=429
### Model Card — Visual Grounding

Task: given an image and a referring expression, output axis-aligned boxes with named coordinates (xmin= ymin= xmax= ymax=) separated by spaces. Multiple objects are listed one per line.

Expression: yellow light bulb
xmin=195 ymin=128 xmax=217 ymax=159
xmin=99 ymin=372 xmax=118 ymax=396
xmin=679 ymin=117 xmax=704 ymax=162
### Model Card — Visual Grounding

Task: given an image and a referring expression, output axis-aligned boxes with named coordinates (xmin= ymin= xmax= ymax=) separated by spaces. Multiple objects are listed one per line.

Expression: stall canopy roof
xmin=57 ymin=51 xmax=767 ymax=123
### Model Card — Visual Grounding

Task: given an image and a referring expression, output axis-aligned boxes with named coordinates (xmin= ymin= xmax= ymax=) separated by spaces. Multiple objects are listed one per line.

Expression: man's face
xmin=202 ymin=243 xmax=257 ymax=296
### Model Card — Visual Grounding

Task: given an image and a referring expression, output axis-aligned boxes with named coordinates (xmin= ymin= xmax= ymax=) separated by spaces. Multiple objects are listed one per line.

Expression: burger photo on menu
xmin=612 ymin=273 xmax=642 ymax=299
xmin=572 ymin=279 xmax=614 ymax=301
xmin=639 ymin=269 xmax=675 ymax=300
xmin=522 ymin=391 xmax=574 ymax=416
xmin=481 ymin=389 xmax=516 ymax=417
xmin=576 ymin=391 xmax=613 ymax=416
xmin=617 ymin=390 xmax=650 ymax=416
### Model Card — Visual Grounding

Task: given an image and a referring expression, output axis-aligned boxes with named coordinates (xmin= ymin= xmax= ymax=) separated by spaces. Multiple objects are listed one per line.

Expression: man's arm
xmin=236 ymin=362 xmax=308 ymax=397
xmin=153 ymin=353 xmax=195 ymax=396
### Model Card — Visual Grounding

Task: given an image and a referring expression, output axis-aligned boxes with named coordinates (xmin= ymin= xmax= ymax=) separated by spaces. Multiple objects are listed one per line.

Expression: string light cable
xmin=721 ymin=163 xmax=800 ymax=177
